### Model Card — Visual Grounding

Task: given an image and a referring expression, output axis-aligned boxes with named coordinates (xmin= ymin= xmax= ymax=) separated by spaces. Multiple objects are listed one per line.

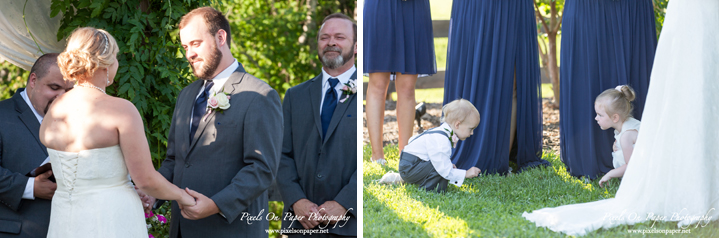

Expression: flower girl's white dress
xmin=523 ymin=0 xmax=719 ymax=235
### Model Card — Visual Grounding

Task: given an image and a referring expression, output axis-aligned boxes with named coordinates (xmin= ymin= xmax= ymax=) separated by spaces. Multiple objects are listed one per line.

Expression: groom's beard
xmin=320 ymin=44 xmax=354 ymax=69
xmin=190 ymin=44 xmax=223 ymax=80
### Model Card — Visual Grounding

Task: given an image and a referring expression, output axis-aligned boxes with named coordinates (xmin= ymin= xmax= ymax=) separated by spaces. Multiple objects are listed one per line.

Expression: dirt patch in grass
xmin=362 ymin=98 xmax=560 ymax=154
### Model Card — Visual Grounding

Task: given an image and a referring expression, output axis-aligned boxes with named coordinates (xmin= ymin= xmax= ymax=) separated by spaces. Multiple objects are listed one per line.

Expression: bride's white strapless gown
xmin=523 ymin=0 xmax=719 ymax=236
xmin=46 ymin=145 xmax=147 ymax=238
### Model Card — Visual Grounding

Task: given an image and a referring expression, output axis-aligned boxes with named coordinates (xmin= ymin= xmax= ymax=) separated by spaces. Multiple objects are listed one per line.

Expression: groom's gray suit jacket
xmin=158 ymin=65 xmax=283 ymax=238
xmin=277 ymin=70 xmax=357 ymax=236
xmin=0 ymin=89 xmax=52 ymax=237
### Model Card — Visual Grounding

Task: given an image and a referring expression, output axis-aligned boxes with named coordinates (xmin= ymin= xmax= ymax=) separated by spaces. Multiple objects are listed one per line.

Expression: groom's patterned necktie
xmin=321 ymin=78 xmax=339 ymax=138
xmin=191 ymin=80 xmax=214 ymax=142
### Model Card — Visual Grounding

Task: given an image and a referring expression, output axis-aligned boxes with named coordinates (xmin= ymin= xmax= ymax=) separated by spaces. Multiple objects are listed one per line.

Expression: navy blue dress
xmin=559 ymin=0 xmax=657 ymax=179
xmin=443 ymin=0 xmax=549 ymax=174
xmin=363 ymin=0 xmax=436 ymax=75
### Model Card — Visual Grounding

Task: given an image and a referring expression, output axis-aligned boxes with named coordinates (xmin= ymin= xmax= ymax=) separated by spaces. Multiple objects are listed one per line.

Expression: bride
xmin=523 ymin=0 xmax=718 ymax=236
xmin=39 ymin=27 xmax=195 ymax=237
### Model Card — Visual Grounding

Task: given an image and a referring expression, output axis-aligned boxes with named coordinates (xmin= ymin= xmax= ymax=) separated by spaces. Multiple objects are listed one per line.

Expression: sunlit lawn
xmin=362 ymin=145 xmax=719 ymax=237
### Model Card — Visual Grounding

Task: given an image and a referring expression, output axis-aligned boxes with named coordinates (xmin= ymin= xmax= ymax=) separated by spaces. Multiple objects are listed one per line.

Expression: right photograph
xmin=361 ymin=0 xmax=719 ymax=237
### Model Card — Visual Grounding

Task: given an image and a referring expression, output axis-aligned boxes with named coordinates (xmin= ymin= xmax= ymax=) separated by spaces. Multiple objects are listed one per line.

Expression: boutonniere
xmin=444 ymin=128 xmax=459 ymax=148
xmin=339 ymin=79 xmax=357 ymax=103
xmin=203 ymin=88 xmax=231 ymax=121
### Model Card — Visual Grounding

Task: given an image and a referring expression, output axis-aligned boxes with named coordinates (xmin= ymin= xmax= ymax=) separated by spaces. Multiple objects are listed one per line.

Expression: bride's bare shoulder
xmin=102 ymin=96 xmax=141 ymax=118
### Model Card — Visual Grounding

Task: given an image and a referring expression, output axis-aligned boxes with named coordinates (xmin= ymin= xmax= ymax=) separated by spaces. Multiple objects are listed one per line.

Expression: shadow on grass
xmin=363 ymin=187 xmax=431 ymax=237
xmin=363 ymin=145 xmax=719 ymax=237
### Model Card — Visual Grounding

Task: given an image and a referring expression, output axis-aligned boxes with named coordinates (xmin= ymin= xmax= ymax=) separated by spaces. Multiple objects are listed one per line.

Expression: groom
xmin=0 ymin=53 xmax=71 ymax=237
xmin=156 ymin=7 xmax=283 ymax=238
xmin=277 ymin=13 xmax=357 ymax=237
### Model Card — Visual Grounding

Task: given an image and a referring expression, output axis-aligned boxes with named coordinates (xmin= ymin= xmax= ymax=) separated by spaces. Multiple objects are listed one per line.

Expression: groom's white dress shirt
xmin=403 ymin=123 xmax=467 ymax=187
xmin=319 ymin=65 xmax=356 ymax=114
xmin=20 ymin=90 xmax=45 ymax=200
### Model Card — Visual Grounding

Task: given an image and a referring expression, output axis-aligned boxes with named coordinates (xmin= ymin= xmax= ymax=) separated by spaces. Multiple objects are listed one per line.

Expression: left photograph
xmin=0 ymin=1 xmax=357 ymax=238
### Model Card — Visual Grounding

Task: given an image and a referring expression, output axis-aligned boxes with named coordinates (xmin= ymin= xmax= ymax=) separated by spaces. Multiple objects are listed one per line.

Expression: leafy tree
xmin=653 ymin=0 xmax=669 ymax=37
xmin=49 ymin=0 xmax=212 ymax=167
xmin=534 ymin=0 xmax=669 ymax=107
xmin=218 ymin=0 xmax=355 ymax=96
xmin=534 ymin=0 xmax=563 ymax=107
xmin=0 ymin=62 xmax=29 ymax=100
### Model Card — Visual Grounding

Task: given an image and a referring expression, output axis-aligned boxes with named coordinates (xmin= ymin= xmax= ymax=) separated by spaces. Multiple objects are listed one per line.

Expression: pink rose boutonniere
xmin=339 ymin=79 xmax=357 ymax=103
xmin=444 ymin=128 xmax=459 ymax=148
xmin=203 ymin=87 xmax=231 ymax=121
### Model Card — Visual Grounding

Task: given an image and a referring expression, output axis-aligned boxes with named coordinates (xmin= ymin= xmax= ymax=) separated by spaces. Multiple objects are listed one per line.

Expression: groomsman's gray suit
xmin=158 ymin=65 xmax=283 ymax=238
xmin=0 ymin=89 xmax=52 ymax=237
xmin=278 ymin=70 xmax=357 ymax=237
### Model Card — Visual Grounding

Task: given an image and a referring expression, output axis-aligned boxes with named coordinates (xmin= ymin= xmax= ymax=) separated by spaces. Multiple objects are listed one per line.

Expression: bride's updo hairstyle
xmin=57 ymin=27 xmax=119 ymax=82
xmin=596 ymin=85 xmax=637 ymax=121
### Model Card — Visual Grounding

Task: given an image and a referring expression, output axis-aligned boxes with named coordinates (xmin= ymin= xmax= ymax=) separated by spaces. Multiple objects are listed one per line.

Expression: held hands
xmin=293 ymin=199 xmax=321 ymax=229
xmin=180 ymin=188 xmax=218 ymax=220
xmin=178 ymin=189 xmax=196 ymax=207
xmin=34 ymin=170 xmax=56 ymax=200
xmin=465 ymin=167 xmax=481 ymax=178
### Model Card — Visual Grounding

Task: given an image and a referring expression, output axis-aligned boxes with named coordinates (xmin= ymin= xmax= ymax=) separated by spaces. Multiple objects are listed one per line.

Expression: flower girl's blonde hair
xmin=595 ymin=85 xmax=637 ymax=121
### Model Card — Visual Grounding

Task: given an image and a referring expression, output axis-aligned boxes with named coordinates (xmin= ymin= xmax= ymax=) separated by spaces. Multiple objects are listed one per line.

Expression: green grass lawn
xmin=363 ymin=145 xmax=719 ymax=237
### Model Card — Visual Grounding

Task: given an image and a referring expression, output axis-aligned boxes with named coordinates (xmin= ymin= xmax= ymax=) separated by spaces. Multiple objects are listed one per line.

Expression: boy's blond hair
xmin=441 ymin=99 xmax=480 ymax=125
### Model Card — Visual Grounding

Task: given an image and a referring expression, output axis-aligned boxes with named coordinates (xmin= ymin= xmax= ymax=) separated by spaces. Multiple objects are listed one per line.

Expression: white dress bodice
xmin=47 ymin=145 xmax=147 ymax=238
xmin=611 ymin=117 xmax=641 ymax=168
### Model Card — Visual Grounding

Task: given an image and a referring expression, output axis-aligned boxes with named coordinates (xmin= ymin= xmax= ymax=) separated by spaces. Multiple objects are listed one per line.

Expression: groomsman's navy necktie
xmin=191 ymin=80 xmax=214 ymax=142
xmin=321 ymin=78 xmax=339 ymax=138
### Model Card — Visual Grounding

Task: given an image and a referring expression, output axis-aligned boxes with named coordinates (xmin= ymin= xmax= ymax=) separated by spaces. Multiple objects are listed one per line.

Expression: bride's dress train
xmin=47 ymin=145 xmax=147 ymax=238
xmin=523 ymin=0 xmax=719 ymax=236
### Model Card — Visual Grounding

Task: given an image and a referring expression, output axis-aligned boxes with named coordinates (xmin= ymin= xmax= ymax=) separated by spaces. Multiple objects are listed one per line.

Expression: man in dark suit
xmin=277 ymin=13 xmax=357 ymax=237
xmin=0 ymin=53 xmax=72 ymax=237
xmin=154 ymin=7 xmax=283 ymax=238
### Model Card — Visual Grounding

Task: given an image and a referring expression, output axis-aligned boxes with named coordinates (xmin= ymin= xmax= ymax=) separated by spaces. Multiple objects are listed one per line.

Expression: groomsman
xmin=155 ymin=6 xmax=283 ymax=238
xmin=0 ymin=54 xmax=72 ymax=237
xmin=277 ymin=13 xmax=357 ymax=237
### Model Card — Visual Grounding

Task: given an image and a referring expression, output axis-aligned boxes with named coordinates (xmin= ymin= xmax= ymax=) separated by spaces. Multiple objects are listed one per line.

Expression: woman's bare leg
xmin=394 ymin=73 xmax=418 ymax=151
xmin=367 ymin=72 xmax=391 ymax=161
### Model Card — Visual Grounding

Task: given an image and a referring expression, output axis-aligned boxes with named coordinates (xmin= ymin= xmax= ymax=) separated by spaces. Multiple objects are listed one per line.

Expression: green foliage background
xmin=1 ymin=0 xmax=355 ymax=237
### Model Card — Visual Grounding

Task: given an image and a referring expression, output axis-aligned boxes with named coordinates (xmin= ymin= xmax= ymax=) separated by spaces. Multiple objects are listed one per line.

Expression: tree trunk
xmin=535 ymin=0 xmax=562 ymax=108
xmin=547 ymin=31 xmax=560 ymax=107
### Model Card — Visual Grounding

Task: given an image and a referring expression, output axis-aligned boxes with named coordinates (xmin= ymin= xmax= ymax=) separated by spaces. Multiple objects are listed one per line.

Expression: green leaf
xmin=118 ymin=82 xmax=131 ymax=94
xmin=90 ymin=1 xmax=104 ymax=17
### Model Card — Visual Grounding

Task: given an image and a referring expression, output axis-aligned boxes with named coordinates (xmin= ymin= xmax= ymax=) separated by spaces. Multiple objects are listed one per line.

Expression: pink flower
xmin=157 ymin=214 xmax=167 ymax=224
xmin=145 ymin=211 xmax=154 ymax=218
xmin=342 ymin=85 xmax=349 ymax=91
xmin=451 ymin=134 xmax=459 ymax=148
xmin=207 ymin=96 xmax=219 ymax=109
xmin=149 ymin=234 xmax=155 ymax=238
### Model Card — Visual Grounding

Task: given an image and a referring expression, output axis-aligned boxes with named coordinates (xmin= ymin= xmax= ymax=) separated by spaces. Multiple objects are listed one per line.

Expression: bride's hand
xmin=178 ymin=190 xmax=196 ymax=207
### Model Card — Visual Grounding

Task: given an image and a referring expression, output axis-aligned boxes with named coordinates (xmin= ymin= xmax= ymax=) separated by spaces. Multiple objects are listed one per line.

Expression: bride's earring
xmin=106 ymin=70 xmax=110 ymax=86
